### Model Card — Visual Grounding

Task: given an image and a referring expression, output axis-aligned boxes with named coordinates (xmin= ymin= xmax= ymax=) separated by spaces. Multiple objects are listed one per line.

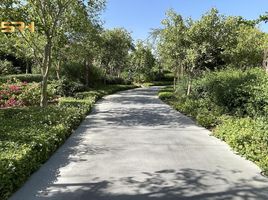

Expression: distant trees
xmin=128 ymin=41 xmax=155 ymax=82
xmin=155 ymin=8 xmax=268 ymax=94
xmin=0 ymin=0 xmax=159 ymax=107
xmin=100 ymin=28 xmax=133 ymax=78
xmin=0 ymin=0 xmax=106 ymax=107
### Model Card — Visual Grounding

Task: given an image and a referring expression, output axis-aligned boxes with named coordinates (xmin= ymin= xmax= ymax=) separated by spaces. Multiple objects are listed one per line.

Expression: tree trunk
xmin=26 ymin=61 xmax=29 ymax=74
xmin=173 ymin=77 xmax=177 ymax=90
xmin=40 ymin=74 xmax=49 ymax=107
xmin=187 ymin=77 xmax=191 ymax=96
xmin=103 ymin=68 xmax=107 ymax=85
xmin=186 ymin=66 xmax=194 ymax=96
xmin=56 ymin=60 xmax=61 ymax=80
xmin=40 ymin=38 xmax=52 ymax=107
xmin=173 ymin=67 xmax=178 ymax=89
xmin=263 ymin=49 xmax=268 ymax=73
xmin=85 ymin=59 xmax=90 ymax=87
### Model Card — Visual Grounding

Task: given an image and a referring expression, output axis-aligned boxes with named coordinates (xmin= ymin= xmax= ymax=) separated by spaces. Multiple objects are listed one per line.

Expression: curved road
xmin=10 ymin=87 xmax=268 ymax=200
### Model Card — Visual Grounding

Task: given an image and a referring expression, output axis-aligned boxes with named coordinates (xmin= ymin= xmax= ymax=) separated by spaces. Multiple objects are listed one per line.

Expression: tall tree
xmin=1 ymin=0 xmax=105 ymax=107
xmin=129 ymin=41 xmax=155 ymax=82
xmin=100 ymin=28 xmax=133 ymax=79
xmin=156 ymin=9 xmax=188 ymax=88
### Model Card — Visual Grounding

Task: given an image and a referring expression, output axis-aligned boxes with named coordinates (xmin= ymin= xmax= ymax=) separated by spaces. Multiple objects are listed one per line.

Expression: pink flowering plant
xmin=0 ymin=78 xmax=43 ymax=108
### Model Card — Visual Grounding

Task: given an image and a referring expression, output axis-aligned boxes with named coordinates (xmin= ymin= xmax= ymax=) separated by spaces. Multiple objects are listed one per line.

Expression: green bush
xmin=214 ymin=116 xmax=268 ymax=173
xmin=192 ymin=68 xmax=268 ymax=117
xmin=159 ymin=67 xmax=268 ymax=176
xmin=0 ymin=74 xmax=43 ymax=83
xmin=0 ymin=60 xmax=15 ymax=75
xmin=75 ymin=91 xmax=101 ymax=101
xmin=158 ymin=91 xmax=174 ymax=100
xmin=0 ymin=79 xmax=56 ymax=107
xmin=0 ymin=106 xmax=87 ymax=200
xmin=50 ymin=77 xmax=86 ymax=97
xmin=0 ymin=84 xmax=136 ymax=200
xmin=58 ymin=97 xmax=93 ymax=109
xmin=105 ymin=76 xmax=129 ymax=85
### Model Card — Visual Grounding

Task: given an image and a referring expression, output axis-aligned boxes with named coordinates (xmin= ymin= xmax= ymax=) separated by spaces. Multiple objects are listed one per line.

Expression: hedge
xmin=0 ymin=84 xmax=136 ymax=200
xmin=158 ymin=67 xmax=268 ymax=175
xmin=0 ymin=74 xmax=43 ymax=83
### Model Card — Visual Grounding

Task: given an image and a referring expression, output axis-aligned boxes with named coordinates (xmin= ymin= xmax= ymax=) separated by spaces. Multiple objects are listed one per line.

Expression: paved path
xmin=10 ymin=87 xmax=268 ymax=200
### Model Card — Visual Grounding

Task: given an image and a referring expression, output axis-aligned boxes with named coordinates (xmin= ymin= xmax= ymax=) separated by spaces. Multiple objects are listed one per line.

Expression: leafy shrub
xmin=0 ymin=79 xmax=55 ymax=108
xmin=50 ymin=77 xmax=86 ymax=97
xmin=196 ymin=108 xmax=220 ymax=128
xmin=192 ymin=68 xmax=268 ymax=117
xmin=0 ymin=84 xmax=136 ymax=200
xmin=61 ymin=63 xmax=105 ymax=86
xmin=75 ymin=91 xmax=101 ymax=101
xmin=105 ymin=76 xmax=129 ymax=85
xmin=214 ymin=116 xmax=268 ymax=173
xmin=174 ymin=97 xmax=199 ymax=117
xmin=0 ymin=74 xmax=42 ymax=83
xmin=0 ymin=60 xmax=15 ymax=75
xmin=58 ymin=97 xmax=93 ymax=108
xmin=159 ymin=68 xmax=268 ymax=176
xmin=158 ymin=91 xmax=174 ymax=100
xmin=0 ymin=106 xmax=87 ymax=200
xmin=60 ymin=62 xmax=85 ymax=82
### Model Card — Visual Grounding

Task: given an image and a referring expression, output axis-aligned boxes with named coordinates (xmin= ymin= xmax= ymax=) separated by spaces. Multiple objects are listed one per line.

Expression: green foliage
xmin=0 ymin=84 xmax=135 ymax=200
xmin=100 ymin=28 xmax=133 ymax=77
xmin=104 ymin=75 xmax=129 ymax=85
xmin=0 ymin=60 xmax=15 ymax=75
xmin=75 ymin=91 xmax=101 ymax=100
xmin=0 ymin=106 xmax=87 ymax=200
xmin=0 ymin=74 xmax=42 ymax=83
xmin=223 ymin=25 xmax=268 ymax=68
xmin=128 ymin=41 xmax=156 ymax=82
xmin=156 ymin=8 xmax=267 ymax=86
xmin=158 ymin=91 xmax=174 ymax=101
xmin=214 ymin=116 xmax=268 ymax=173
xmin=159 ymin=67 xmax=268 ymax=174
xmin=193 ymin=68 xmax=268 ymax=117
xmin=50 ymin=78 xmax=86 ymax=97
xmin=0 ymin=79 xmax=55 ymax=107
xmin=58 ymin=97 xmax=93 ymax=108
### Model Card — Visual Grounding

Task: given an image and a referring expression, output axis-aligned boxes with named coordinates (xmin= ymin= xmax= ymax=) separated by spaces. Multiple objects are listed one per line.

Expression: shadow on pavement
xmin=39 ymin=168 xmax=268 ymax=200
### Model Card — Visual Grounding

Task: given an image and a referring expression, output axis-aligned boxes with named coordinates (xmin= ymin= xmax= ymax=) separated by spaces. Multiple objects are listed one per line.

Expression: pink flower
xmin=9 ymin=85 xmax=20 ymax=91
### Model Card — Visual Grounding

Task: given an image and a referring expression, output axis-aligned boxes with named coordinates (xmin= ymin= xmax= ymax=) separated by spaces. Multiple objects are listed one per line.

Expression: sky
xmin=102 ymin=0 xmax=268 ymax=41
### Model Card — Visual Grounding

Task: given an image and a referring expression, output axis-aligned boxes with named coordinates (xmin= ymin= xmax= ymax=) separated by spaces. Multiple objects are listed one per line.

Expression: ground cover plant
xmin=0 ymin=84 xmax=136 ymax=199
xmin=159 ymin=68 xmax=268 ymax=175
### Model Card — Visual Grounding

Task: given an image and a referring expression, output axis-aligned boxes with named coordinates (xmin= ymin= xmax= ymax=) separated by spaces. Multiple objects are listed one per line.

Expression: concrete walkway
xmin=10 ymin=87 xmax=268 ymax=200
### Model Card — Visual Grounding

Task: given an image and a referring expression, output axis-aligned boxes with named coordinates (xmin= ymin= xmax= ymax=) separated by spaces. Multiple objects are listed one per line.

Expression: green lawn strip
xmin=0 ymin=84 xmax=136 ymax=200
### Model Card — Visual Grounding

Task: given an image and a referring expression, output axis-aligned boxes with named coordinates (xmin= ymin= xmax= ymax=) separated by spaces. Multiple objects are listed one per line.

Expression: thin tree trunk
xmin=173 ymin=67 xmax=178 ymax=89
xmin=104 ymin=69 xmax=107 ymax=85
xmin=40 ymin=38 xmax=52 ymax=107
xmin=263 ymin=49 xmax=268 ymax=73
xmin=26 ymin=61 xmax=29 ymax=74
xmin=85 ymin=59 xmax=89 ymax=87
xmin=56 ymin=60 xmax=61 ymax=80
xmin=173 ymin=77 xmax=177 ymax=90
xmin=186 ymin=66 xmax=194 ymax=96
xmin=187 ymin=77 xmax=191 ymax=96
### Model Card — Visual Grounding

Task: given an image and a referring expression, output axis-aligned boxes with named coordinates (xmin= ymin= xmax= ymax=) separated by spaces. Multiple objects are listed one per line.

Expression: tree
xmin=100 ymin=28 xmax=133 ymax=79
xmin=0 ymin=0 xmax=105 ymax=107
xmin=129 ymin=41 xmax=156 ymax=82
xmin=156 ymin=9 xmax=188 ymax=88
xmin=156 ymin=8 xmax=268 ymax=95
